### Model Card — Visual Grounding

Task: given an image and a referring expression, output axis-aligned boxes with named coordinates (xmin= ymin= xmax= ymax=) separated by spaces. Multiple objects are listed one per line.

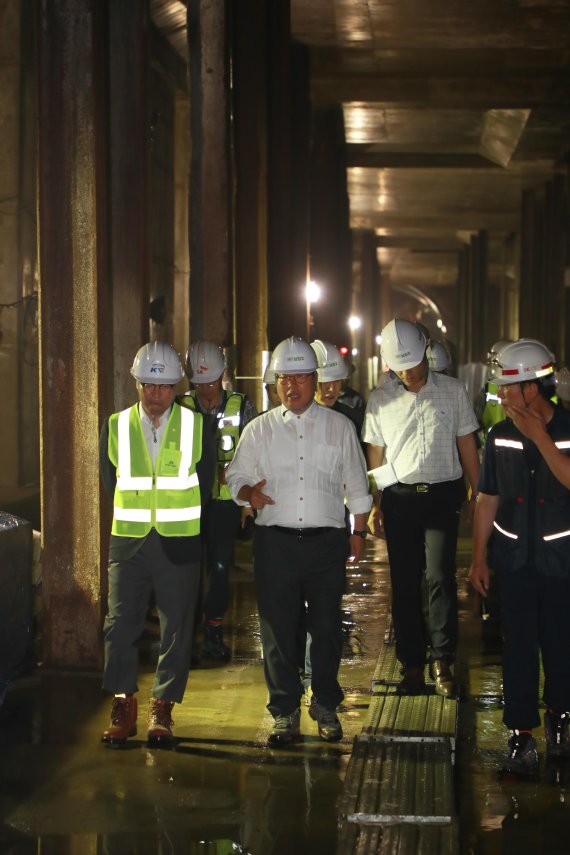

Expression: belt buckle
xmin=416 ymin=483 xmax=429 ymax=493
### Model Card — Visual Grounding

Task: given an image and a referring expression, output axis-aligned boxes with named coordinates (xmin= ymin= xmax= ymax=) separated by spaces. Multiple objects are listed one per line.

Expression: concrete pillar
xmin=352 ymin=230 xmax=381 ymax=394
xmin=520 ymin=188 xmax=542 ymax=340
xmin=232 ymin=0 xmax=269 ymax=406
xmin=266 ymin=9 xmax=310 ymax=345
xmin=108 ymin=0 xmax=149 ymax=410
xmin=172 ymin=93 xmax=191 ymax=364
xmin=469 ymin=230 xmax=488 ymax=363
xmin=0 ymin=0 xmax=39 ymax=511
xmin=544 ymin=175 xmax=566 ymax=361
xmin=187 ymin=0 xmax=232 ymax=345
xmin=37 ymin=0 xmax=111 ymax=668
xmin=309 ymin=107 xmax=352 ymax=344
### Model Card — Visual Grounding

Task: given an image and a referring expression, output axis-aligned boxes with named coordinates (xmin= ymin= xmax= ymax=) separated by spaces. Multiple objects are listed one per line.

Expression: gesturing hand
xmin=248 ymin=479 xmax=275 ymax=510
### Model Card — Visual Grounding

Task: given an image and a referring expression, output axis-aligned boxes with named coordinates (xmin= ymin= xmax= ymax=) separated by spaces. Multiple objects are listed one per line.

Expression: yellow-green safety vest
xmin=108 ymin=403 xmax=203 ymax=537
xmin=181 ymin=391 xmax=244 ymax=501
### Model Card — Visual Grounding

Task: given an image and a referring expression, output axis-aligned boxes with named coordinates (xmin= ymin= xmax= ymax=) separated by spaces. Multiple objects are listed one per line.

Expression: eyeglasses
xmin=141 ymin=383 xmax=175 ymax=391
xmin=275 ymin=373 xmax=314 ymax=385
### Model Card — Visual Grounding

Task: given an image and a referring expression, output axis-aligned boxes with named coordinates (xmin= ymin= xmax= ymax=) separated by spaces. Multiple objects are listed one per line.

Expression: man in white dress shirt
xmin=364 ymin=319 xmax=479 ymax=698
xmin=226 ymin=337 xmax=371 ymax=746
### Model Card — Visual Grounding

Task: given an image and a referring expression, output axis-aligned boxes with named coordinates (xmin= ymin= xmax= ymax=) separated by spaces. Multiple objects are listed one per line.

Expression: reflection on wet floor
xmin=1 ymin=536 xmax=570 ymax=853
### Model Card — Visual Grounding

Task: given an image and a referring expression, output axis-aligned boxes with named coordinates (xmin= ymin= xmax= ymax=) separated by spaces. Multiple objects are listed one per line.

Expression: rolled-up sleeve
xmin=341 ymin=419 xmax=373 ymax=515
xmin=225 ymin=420 xmax=259 ymax=506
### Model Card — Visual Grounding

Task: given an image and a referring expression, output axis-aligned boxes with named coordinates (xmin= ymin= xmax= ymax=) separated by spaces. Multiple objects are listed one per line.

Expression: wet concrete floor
xmin=1 ymin=533 xmax=569 ymax=853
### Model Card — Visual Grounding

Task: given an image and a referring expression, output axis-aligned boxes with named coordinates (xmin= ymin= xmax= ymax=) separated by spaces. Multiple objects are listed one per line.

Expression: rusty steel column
xmin=109 ymin=0 xmax=149 ymax=410
xmin=187 ymin=0 xmax=232 ymax=346
xmin=37 ymin=0 xmax=111 ymax=668
xmin=232 ymin=0 xmax=269 ymax=407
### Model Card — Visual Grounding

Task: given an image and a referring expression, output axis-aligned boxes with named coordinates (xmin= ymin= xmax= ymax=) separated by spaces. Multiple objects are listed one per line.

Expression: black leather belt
xmin=271 ymin=525 xmax=339 ymax=538
xmin=395 ymin=480 xmax=456 ymax=493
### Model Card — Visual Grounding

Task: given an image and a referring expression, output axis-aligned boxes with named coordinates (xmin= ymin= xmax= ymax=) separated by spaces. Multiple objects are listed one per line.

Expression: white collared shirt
xmin=226 ymin=401 xmax=372 ymax=528
xmin=363 ymin=371 xmax=479 ymax=484
xmin=138 ymin=403 xmax=172 ymax=467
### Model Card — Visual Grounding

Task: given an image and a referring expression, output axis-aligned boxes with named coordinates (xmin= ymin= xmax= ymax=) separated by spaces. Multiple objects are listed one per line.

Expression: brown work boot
xmin=396 ymin=665 xmax=425 ymax=696
xmin=430 ymin=660 xmax=456 ymax=698
xmin=102 ymin=695 xmax=138 ymax=746
xmin=147 ymin=698 xmax=175 ymax=747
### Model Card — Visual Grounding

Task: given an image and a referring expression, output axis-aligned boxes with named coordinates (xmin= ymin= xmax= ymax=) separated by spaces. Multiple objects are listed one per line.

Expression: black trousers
xmin=253 ymin=526 xmax=348 ymax=717
xmin=382 ymin=479 xmax=464 ymax=667
xmin=498 ymin=566 xmax=570 ymax=729
xmin=202 ymin=498 xmax=242 ymax=621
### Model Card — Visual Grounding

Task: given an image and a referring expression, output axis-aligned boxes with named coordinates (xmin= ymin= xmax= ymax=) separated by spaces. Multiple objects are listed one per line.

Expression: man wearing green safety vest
xmin=99 ymin=342 xmax=215 ymax=748
xmin=181 ymin=340 xmax=258 ymax=661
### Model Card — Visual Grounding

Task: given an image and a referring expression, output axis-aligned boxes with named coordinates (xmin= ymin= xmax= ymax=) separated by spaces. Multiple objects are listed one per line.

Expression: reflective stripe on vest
xmin=544 ymin=528 xmax=570 ymax=542
xmin=494 ymin=521 xmax=519 ymax=540
xmin=494 ymin=438 xmax=524 ymax=450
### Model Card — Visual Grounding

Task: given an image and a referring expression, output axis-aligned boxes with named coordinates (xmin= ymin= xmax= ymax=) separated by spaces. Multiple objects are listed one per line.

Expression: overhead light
xmin=348 ymin=315 xmax=362 ymax=331
xmin=305 ymin=280 xmax=321 ymax=303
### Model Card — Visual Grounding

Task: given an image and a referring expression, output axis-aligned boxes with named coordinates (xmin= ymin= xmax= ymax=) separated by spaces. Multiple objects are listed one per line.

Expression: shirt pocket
xmin=426 ymin=406 xmax=454 ymax=435
xmin=314 ymin=441 xmax=343 ymax=484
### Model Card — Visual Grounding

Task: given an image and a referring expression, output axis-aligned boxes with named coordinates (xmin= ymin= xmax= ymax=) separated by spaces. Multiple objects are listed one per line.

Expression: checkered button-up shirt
xmin=363 ymin=371 xmax=479 ymax=485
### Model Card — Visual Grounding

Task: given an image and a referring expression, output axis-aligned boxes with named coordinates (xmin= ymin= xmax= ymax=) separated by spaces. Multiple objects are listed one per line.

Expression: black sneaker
xmin=544 ymin=711 xmax=570 ymax=758
xmin=309 ymin=701 xmax=343 ymax=742
xmin=202 ymin=623 xmax=231 ymax=662
xmin=501 ymin=731 xmax=539 ymax=777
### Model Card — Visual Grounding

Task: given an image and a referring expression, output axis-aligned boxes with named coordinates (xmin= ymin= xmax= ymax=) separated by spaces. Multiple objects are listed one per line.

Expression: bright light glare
xmin=375 ymin=335 xmax=382 ymax=345
xmin=352 ymin=347 xmax=359 ymax=356
xmin=348 ymin=315 xmax=362 ymax=331
xmin=441 ymin=325 xmax=447 ymax=334
xmin=306 ymin=280 xmax=321 ymax=303
xmin=436 ymin=318 xmax=443 ymax=329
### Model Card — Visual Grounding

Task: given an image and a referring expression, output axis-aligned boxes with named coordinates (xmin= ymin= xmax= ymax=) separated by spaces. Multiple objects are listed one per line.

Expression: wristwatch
xmin=352 ymin=529 xmax=368 ymax=539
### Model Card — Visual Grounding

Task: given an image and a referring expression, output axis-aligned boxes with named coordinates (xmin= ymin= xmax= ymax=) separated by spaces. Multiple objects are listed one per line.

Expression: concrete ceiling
xmin=291 ymin=0 xmax=570 ymax=318
xmin=151 ymin=0 xmax=570 ymax=327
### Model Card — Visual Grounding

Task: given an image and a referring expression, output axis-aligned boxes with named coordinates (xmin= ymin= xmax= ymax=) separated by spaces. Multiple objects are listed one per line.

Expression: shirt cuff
xmin=347 ymin=496 xmax=373 ymax=515
xmin=225 ymin=476 xmax=252 ymax=507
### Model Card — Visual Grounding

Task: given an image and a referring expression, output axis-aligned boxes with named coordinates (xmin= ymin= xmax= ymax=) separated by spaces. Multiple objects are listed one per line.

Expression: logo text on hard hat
xmin=150 ymin=362 xmax=165 ymax=374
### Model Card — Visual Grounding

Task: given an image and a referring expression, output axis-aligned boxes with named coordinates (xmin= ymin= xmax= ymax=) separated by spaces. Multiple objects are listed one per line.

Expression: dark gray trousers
xmin=103 ymin=530 xmax=200 ymax=703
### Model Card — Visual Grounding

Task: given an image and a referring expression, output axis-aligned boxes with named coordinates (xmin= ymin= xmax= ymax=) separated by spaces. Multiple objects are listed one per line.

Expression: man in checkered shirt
xmin=363 ymin=319 xmax=479 ymax=697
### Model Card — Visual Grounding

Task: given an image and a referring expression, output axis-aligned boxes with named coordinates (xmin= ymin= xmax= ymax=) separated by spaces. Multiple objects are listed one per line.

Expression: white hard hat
xmin=130 ymin=341 xmax=184 ymax=385
xmin=310 ymin=340 xmax=349 ymax=382
xmin=494 ymin=339 xmax=555 ymax=386
xmin=272 ymin=336 xmax=317 ymax=374
xmin=381 ymin=319 xmax=427 ymax=371
xmin=487 ymin=340 xmax=512 ymax=363
xmin=555 ymin=367 xmax=570 ymax=402
xmin=263 ymin=358 xmax=276 ymax=385
xmin=426 ymin=341 xmax=450 ymax=372
xmin=186 ymin=340 xmax=225 ymax=384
